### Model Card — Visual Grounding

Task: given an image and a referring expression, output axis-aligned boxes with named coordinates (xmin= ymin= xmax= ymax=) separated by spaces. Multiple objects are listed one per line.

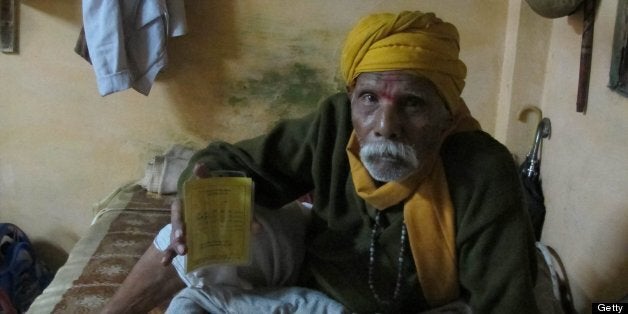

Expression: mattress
xmin=27 ymin=184 xmax=173 ymax=313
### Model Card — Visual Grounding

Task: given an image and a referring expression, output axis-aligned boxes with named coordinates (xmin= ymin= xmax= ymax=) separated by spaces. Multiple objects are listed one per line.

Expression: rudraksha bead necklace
xmin=368 ymin=211 xmax=407 ymax=306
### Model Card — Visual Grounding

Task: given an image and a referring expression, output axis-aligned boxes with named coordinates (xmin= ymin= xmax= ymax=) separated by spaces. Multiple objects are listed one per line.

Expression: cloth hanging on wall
xmin=79 ymin=0 xmax=187 ymax=96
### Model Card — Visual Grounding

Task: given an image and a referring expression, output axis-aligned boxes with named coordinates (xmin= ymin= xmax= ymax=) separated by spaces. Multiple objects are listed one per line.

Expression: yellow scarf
xmin=347 ymin=131 xmax=458 ymax=307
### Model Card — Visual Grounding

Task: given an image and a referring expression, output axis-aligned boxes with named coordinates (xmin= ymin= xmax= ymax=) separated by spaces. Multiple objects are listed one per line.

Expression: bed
xmin=27 ymin=183 xmax=173 ymax=313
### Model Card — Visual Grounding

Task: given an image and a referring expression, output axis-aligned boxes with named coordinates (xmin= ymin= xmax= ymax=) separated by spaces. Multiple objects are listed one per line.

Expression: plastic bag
xmin=0 ymin=223 xmax=52 ymax=313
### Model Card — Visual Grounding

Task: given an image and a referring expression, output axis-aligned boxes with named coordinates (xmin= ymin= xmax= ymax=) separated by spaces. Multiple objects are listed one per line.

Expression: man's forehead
xmin=354 ymin=71 xmax=438 ymax=91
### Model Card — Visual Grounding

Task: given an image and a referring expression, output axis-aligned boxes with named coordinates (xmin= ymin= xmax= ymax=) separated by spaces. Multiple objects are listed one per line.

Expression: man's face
xmin=350 ymin=71 xmax=452 ymax=182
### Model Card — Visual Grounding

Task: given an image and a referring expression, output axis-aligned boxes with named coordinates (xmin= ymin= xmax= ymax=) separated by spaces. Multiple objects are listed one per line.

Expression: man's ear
xmin=347 ymin=85 xmax=356 ymax=104
xmin=440 ymin=112 xmax=455 ymax=134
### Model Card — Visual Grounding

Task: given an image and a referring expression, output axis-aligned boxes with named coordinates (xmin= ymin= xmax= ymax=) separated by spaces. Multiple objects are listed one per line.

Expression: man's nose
xmin=374 ymin=105 xmax=401 ymax=139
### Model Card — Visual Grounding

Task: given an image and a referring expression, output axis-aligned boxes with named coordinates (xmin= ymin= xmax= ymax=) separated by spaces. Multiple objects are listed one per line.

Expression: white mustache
xmin=359 ymin=141 xmax=418 ymax=167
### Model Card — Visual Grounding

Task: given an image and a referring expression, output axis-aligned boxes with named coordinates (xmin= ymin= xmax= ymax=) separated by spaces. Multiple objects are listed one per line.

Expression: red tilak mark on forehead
xmin=379 ymin=78 xmax=401 ymax=102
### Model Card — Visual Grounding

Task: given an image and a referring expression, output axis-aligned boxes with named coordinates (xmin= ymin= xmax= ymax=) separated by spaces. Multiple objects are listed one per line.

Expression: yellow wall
xmin=536 ymin=1 xmax=628 ymax=311
xmin=498 ymin=1 xmax=628 ymax=312
xmin=0 ymin=0 xmax=625 ymax=312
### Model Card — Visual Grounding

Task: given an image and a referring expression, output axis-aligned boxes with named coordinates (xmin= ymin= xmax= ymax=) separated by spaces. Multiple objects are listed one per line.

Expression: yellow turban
xmin=341 ymin=11 xmax=468 ymax=116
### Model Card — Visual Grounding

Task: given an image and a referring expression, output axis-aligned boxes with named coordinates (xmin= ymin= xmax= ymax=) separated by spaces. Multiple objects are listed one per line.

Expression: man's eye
xmin=359 ymin=93 xmax=378 ymax=104
xmin=404 ymin=97 xmax=427 ymax=110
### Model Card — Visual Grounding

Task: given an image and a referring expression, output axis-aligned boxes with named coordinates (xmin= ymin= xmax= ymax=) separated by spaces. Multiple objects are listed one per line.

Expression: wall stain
xmin=228 ymin=62 xmax=340 ymax=119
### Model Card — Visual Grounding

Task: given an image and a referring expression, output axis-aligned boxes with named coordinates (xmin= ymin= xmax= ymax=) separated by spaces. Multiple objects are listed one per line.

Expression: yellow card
xmin=183 ymin=177 xmax=253 ymax=273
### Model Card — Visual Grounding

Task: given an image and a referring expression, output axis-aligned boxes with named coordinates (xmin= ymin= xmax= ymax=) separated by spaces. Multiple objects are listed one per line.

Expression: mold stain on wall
xmin=227 ymin=62 xmax=342 ymax=122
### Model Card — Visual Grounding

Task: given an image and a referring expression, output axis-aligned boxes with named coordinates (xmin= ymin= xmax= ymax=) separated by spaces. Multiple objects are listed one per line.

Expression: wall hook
xmin=517 ymin=105 xmax=543 ymax=123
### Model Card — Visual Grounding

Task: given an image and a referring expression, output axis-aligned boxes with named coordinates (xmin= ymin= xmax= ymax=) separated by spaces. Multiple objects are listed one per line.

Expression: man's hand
xmin=159 ymin=163 xmax=264 ymax=266
xmin=160 ymin=197 xmax=187 ymax=266
xmin=160 ymin=163 xmax=210 ymax=266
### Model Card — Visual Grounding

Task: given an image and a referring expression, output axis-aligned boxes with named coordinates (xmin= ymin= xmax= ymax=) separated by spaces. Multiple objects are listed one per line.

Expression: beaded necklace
xmin=368 ymin=211 xmax=407 ymax=306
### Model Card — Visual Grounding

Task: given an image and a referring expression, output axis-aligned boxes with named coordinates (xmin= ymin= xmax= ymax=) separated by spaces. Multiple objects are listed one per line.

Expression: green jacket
xmin=179 ymin=93 xmax=539 ymax=313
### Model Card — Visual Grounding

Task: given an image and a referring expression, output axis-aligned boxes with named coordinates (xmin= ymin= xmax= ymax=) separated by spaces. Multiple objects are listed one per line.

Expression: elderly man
xmin=102 ymin=11 xmax=539 ymax=313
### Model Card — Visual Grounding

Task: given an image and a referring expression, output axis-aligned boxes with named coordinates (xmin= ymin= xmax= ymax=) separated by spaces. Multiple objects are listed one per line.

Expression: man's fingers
xmin=193 ymin=163 xmax=210 ymax=178
xmin=160 ymin=243 xmax=186 ymax=266
xmin=170 ymin=198 xmax=187 ymax=255
xmin=251 ymin=217 xmax=264 ymax=235
xmin=161 ymin=235 xmax=187 ymax=267
xmin=160 ymin=248 xmax=177 ymax=266
xmin=171 ymin=198 xmax=183 ymax=225
xmin=173 ymin=236 xmax=187 ymax=255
